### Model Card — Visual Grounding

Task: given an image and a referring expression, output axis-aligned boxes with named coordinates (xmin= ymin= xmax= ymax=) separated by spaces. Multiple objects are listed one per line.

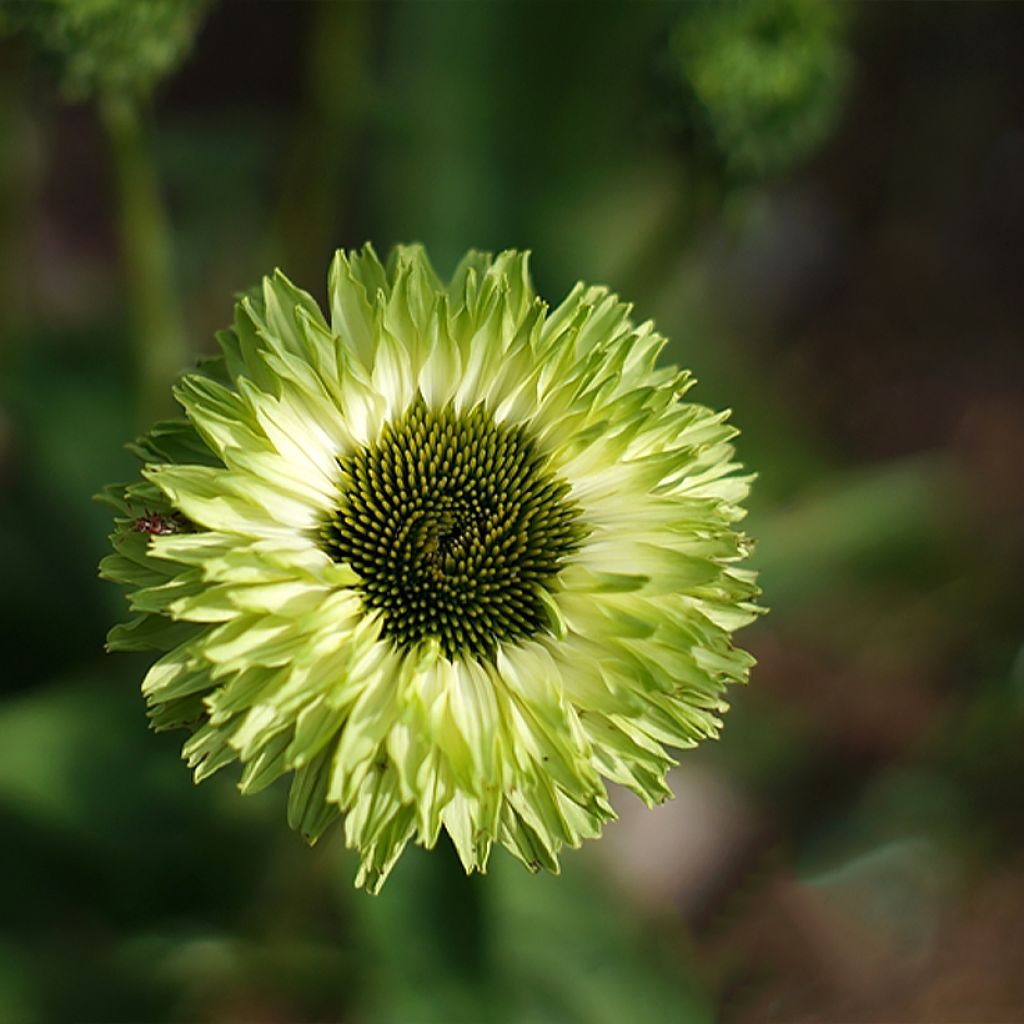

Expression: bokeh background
xmin=2 ymin=2 xmax=1024 ymax=1022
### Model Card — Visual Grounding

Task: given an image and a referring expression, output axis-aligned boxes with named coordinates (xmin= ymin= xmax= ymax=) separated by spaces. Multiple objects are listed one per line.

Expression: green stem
xmin=271 ymin=1 xmax=370 ymax=284
xmin=353 ymin=845 xmax=493 ymax=1022
xmin=616 ymin=161 xmax=724 ymax=304
xmin=0 ymin=47 xmax=36 ymax=349
xmin=431 ymin=842 xmax=488 ymax=983
xmin=100 ymin=93 xmax=187 ymax=425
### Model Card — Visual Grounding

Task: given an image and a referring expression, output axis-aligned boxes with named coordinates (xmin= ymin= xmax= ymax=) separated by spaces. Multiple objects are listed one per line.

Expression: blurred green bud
xmin=0 ymin=0 xmax=208 ymax=101
xmin=671 ymin=0 xmax=850 ymax=179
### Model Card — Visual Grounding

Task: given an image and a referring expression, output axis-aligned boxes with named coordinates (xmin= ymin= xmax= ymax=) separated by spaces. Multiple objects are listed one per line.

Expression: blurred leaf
xmin=0 ymin=942 xmax=33 ymax=1024
xmin=751 ymin=456 xmax=963 ymax=614
xmin=352 ymin=847 xmax=712 ymax=1024
xmin=491 ymin=857 xmax=713 ymax=1024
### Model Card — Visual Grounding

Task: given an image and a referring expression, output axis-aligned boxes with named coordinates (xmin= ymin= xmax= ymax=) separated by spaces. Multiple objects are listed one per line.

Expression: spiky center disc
xmin=321 ymin=397 xmax=585 ymax=661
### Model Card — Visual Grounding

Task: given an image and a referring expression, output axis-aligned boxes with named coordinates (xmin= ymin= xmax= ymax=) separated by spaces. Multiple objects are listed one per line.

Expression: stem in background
xmin=432 ymin=840 xmax=488 ymax=984
xmin=271 ymin=1 xmax=370 ymax=285
xmin=100 ymin=93 xmax=187 ymax=426
xmin=616 ymin=162 xmax=724 ymax=305
xmin=352 ymin=843 xmax=492 ymax=1022
xmin=0 ymin=48 xmax=37 ymax=347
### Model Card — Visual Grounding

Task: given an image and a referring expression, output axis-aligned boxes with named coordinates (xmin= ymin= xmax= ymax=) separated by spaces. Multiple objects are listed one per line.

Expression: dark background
xmin=2 ymin=2 xmax=1024 ymax=1021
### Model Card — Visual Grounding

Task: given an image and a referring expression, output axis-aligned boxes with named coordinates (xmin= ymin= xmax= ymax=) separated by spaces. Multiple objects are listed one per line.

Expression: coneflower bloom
xmin=101 ymin=245 xmax=759 ymax=892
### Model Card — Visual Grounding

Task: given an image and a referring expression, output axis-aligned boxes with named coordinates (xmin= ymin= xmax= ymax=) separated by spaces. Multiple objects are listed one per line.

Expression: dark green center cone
xmin=321 ymin=397 xmax=586 ymax=661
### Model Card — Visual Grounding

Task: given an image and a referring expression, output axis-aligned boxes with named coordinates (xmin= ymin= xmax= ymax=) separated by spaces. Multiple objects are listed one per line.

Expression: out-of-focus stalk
xmin=100 ymin=93 xmax=187 ymax=425
xmin=0 ymin=49 xmax=38 ymax=346
xmin=616 ymin=165 xmax=723 ymax=303
xmin=352 ymin=844 xmax=492 ymax=1021
xmin=272 ymin=1 xmax=370 ymax=285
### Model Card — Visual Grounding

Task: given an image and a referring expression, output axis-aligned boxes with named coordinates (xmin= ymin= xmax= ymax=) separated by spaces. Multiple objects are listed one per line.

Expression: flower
xmin=100 ymin=244 xmax=760 ymax=892
xmin=0 ymin=0 xmax=209 ymax=101
xmin=671 ymin=0 xmax=849 ymax=178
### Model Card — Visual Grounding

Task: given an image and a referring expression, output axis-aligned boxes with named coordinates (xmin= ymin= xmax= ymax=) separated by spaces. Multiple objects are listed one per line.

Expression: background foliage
xmin=2 ymin=2 xmax=1023 ymax=1022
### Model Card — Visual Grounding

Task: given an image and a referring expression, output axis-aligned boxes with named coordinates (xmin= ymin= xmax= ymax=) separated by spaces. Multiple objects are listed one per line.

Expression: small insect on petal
xmin=132 ymin=511 xmax=190 ymax=536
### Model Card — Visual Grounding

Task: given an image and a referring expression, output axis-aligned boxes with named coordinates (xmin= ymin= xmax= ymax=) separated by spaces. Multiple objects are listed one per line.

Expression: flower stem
xmin=432 ymin=843 xmax=488 ymax=983
xmin=271 ymin=1 xmax=370 ymax=285
xmin=99 ymin=93 xmax=187 ymax=425
xmin=354 ymin=844 xmax=492 ymax=1021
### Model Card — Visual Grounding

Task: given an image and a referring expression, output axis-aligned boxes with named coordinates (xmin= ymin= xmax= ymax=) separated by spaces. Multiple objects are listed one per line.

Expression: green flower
xmin=100 ymin=245 xmax=760 ymax=892
xmin=0 ymin=0 xmax=208 ymax=101
xmin=672 ymin=0 xmax=849 ymax=178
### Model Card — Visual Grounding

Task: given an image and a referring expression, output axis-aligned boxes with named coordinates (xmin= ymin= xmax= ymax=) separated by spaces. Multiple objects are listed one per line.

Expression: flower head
xmin=101 ymin=245 xmax=760 ymax=892
xmin=1 ymin=0 xmax=208 ymax=101
xmin=672 ymin=0 xmax=849 ymax=178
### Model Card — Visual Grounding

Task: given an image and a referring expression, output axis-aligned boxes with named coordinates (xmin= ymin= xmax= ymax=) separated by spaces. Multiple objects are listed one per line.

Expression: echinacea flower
xmin=100 ymin=244 xmax=760 ymax=892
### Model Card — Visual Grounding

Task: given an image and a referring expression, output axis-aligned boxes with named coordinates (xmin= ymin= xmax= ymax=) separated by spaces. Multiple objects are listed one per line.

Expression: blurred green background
xmin=2 ymin=2 xmax=1024 ymax=1022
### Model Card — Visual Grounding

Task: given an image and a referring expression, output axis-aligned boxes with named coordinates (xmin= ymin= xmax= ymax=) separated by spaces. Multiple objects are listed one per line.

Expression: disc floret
xmin=321 ymin=396 xmax=586 ymax=661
